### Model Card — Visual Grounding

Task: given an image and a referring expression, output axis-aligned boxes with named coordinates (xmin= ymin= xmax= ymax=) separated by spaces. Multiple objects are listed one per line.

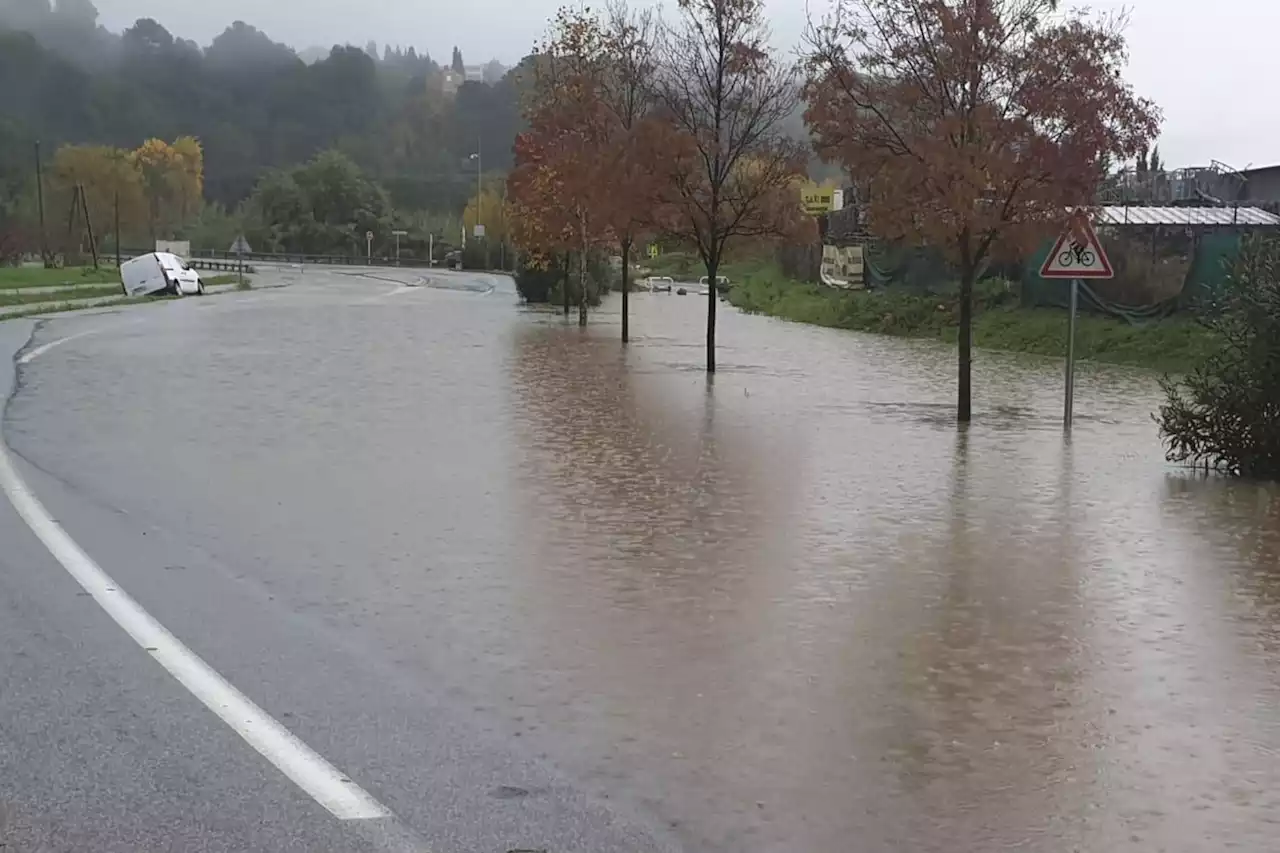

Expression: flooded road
xmin=7 ymin=276 xmax=1280 ymax=851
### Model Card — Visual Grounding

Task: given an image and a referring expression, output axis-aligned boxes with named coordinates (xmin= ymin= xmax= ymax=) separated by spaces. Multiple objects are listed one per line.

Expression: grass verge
xmin=0 ymin=266 xmax=120 ymax=289
xmin=718 ymin=256 xmax=1220 ymax=374
xmin=0 ymin=286 xmax=124 ymax=307
xmin=0 ymin=295 xmax=169 ymax=322
xmin=203 ymin=273 xmax=251 ymax=287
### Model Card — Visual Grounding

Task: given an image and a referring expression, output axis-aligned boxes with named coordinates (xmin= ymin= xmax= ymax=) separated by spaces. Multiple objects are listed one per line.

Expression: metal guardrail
xmin=115 ymin=248 xmax=437 ymax=269
xmin=116 ymin=248 xmax=516 ymax=273
xmin=189 ymin=259 xmax=257 ymax=273
xmin=190 ymin=250 xmax=439 ymax=269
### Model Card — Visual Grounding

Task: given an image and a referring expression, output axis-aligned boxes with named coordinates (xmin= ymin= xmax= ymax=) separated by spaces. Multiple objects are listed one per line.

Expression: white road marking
xmin=18 ymin=330 xmax=98 ymax=365
xmin=0 ymin=378 xmax=392 ymax=821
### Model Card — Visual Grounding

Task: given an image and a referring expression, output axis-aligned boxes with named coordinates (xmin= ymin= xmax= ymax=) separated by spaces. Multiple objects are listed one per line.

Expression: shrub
xmin=515 ymin=258 xmax=559 ymax=303
xmin=1156 ymin=234 xmax=1280 ymax=478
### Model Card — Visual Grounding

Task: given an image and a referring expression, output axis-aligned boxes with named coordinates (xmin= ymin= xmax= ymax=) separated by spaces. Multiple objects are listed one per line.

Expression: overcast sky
xmin=88 ymin=0 xmax=1277 ymax=170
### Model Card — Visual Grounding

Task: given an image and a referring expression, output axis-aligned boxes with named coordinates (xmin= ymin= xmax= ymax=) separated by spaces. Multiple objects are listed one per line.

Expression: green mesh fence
xmin=1021 ymin=230 xmax=1244 ymax=324
xmin=864 ymin=244 xmax=954 ymax=292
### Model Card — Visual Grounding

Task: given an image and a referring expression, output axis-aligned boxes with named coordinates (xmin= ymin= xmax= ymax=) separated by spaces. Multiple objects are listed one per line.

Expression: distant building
xmin=441 ymin=64 xmax=505 ymax=95
xmin=1237 ymin=165 xmax=1280 ymax=204
xmin=1100 ymin=160 xmax=1280 ymax=210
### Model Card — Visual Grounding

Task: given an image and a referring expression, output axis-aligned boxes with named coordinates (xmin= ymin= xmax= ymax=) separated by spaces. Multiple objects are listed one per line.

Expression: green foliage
xmin=180 ymin=202 xmax=243 ymax=252
xmin=243 ymin=151 xmax=393 ymax=254
xmin=518 ymin=250 xmax=612 ymax=306
xmin=0 ymin=284 xmax=122 ymax=307
xmin=0 ymin=265 xmax=119 ymax=288
xmin=0 ymin=8 xmax=525 ymax=223
xmin=1157 ymin=234 xmax=1280 ymax=478
xmin=726 ymin=260 xmax=1220 ymax=373
xmin=515 ymin=255 xmax=561 ymax=302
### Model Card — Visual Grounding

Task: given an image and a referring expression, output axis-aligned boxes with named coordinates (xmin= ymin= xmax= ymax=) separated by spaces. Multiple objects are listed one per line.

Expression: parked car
xmin=120 ymin=252 xmax=204 ymax=297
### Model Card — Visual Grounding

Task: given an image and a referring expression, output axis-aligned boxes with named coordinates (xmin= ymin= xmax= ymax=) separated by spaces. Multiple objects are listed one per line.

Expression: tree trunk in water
xmin=578 ymin=244 xmax=588 ymax=326
xmin=706 ymin=258 xmax=718 ymax=373
xmin=620 ymin=238 xmax=631 ymax=344
xmin=957 ymin=268 xmax=974 ymax=423
xmin=562 ymin=252 xmax=571 ymax=317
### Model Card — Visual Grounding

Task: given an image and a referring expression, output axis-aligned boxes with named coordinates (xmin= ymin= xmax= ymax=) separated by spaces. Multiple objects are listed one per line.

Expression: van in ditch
xmin=120 ymin=252 xmax=204 ymax=297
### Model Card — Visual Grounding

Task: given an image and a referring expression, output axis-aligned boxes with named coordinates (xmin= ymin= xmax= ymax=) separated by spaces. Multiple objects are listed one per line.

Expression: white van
xmin=120 ymin=252 xmax=204 ymax=297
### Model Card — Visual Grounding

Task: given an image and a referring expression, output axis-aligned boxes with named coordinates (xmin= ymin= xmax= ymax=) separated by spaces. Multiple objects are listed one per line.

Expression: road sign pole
xmin=1040 ymin=209 xmax=1112 ymax=433
xmin=1064 ymin=278 xmax=1079 ymax=431
xmin=237 ymin=246 xmax=244 ymax=289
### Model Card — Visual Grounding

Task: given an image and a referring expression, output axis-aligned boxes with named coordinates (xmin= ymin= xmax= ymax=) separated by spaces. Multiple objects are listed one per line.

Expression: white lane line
xmin=0 ymin=442 xmax=391 ymax=822
xmin=18 ymin=330 xmax=98 ymax=365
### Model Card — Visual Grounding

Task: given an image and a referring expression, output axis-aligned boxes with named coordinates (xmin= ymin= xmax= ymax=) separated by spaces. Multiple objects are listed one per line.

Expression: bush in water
xmin=1157 ymin=234 xmax=1280 ymax=479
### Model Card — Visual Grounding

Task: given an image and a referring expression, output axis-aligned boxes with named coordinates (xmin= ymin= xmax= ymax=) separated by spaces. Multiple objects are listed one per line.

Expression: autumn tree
xmin=131 ymin=136 xmax=204 ymax=239
xmin=462 ymin=186 xmax=511 ymax=244
xmin=805 ymin=0 xmax=1160 ymax=421
xmin=586 ymin=2 xmax=661 ymax=343
xmin=653 ymin=0 xmax=810 ymax=373
xmin=507 ymin=6 xmax=618 ymax=325
xmin=508 ymin=116 xmax=599 ymax=318
xmin=49 ymin=144 xmax=148 ymax=247
xmin=507 ymin=98 xmax=583 ymax=314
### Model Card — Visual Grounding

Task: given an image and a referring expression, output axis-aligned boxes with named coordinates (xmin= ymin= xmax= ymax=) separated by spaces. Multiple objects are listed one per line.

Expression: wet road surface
xmin=2 ymin=267 xmax=1280 ymax=852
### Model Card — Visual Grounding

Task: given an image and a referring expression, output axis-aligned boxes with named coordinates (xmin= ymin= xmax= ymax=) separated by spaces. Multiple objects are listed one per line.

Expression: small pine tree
xmin=1157 ymin=234 xmax=1280 ymax=478
xmin=451 ymin=46 xmax=464 ymax=74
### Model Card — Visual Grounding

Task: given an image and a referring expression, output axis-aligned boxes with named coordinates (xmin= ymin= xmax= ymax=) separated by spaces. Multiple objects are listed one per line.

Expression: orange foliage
xmin=507 ymin=5 xmax=661 ymax=261
xmin=804 ymin=0 xmax=1160 ymax=419
xmin=805 ymin=0 xmax=1160 ymax=271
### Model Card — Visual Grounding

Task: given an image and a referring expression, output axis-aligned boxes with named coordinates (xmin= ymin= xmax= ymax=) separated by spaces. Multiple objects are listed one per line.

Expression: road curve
xmin=0 ymin=268 xmax=678 ymax=853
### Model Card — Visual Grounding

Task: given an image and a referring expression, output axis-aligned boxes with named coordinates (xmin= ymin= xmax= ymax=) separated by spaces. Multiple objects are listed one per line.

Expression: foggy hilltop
xmin=0 ymin=0 xmax=522 ymax=214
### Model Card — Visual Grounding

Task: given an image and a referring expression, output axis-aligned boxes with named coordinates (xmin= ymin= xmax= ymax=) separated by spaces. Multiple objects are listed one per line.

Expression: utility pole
xmin=34 ymin=141 xmax=48 ymax=267
xmin=114 ymin=190 xmax=121 ymax=268
xmin=469 ymin=140 xmax=485 ymax=268
xmin=79 ymin=184 xmax=99 ymax=270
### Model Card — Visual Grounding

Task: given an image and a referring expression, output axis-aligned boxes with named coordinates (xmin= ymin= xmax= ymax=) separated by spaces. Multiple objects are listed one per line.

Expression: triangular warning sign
xmin=1039 ymin=210 xmax=1113 ymax=279
xmin=229 ymin=235 xmax=253 ymax=255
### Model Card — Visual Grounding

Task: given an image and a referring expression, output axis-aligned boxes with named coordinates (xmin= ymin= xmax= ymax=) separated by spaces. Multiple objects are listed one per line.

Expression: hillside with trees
xmin=0 ymin=0 xmax=526 ymax=255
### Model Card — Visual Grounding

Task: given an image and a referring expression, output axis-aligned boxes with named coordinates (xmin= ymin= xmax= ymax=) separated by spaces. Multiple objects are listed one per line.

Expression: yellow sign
xmin=800 ymin=183 xmax=835 ymax=216
xmin=647 ymin=243 xmax=661 ymax=259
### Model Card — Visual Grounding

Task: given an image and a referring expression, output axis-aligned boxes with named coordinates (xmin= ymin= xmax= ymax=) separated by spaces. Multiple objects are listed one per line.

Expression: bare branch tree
xmin=653 ymin=0 xmax=809 ymax=373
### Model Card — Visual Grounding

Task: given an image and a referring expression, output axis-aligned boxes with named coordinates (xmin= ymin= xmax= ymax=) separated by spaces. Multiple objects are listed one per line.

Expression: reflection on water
xmin=501 ymin=295 xmax=1280 ymax=852
xmin=13 ymin=286 xmax=1280 ymax=851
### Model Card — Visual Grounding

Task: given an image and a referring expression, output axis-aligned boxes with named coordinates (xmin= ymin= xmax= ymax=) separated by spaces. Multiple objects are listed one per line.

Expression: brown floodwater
xmin=501 ymin=292 xmax=1280 ymax=852
xmin=12 ymin=277 xmax=1280 ymax=851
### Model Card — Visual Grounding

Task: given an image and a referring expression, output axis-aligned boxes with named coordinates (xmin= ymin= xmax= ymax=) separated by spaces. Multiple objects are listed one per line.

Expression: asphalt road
xmin=7 ymin=265 xmax=1280 ymax=853
xmin=0 ymin=268 xmax=680 ymax=853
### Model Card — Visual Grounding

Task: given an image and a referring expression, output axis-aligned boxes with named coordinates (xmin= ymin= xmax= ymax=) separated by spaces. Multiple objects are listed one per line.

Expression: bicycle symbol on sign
xmin=1057 ymin=241 xmax=1096 ymax=268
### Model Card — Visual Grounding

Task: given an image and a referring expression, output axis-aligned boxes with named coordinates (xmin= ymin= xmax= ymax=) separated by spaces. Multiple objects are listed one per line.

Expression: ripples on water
xmin=10 ymin=284 xmax=1280 ymax=851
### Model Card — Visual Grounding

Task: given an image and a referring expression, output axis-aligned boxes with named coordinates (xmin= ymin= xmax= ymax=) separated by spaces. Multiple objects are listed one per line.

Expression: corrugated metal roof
xmin=1096 ymin=206 xmax=1280 ymax=226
